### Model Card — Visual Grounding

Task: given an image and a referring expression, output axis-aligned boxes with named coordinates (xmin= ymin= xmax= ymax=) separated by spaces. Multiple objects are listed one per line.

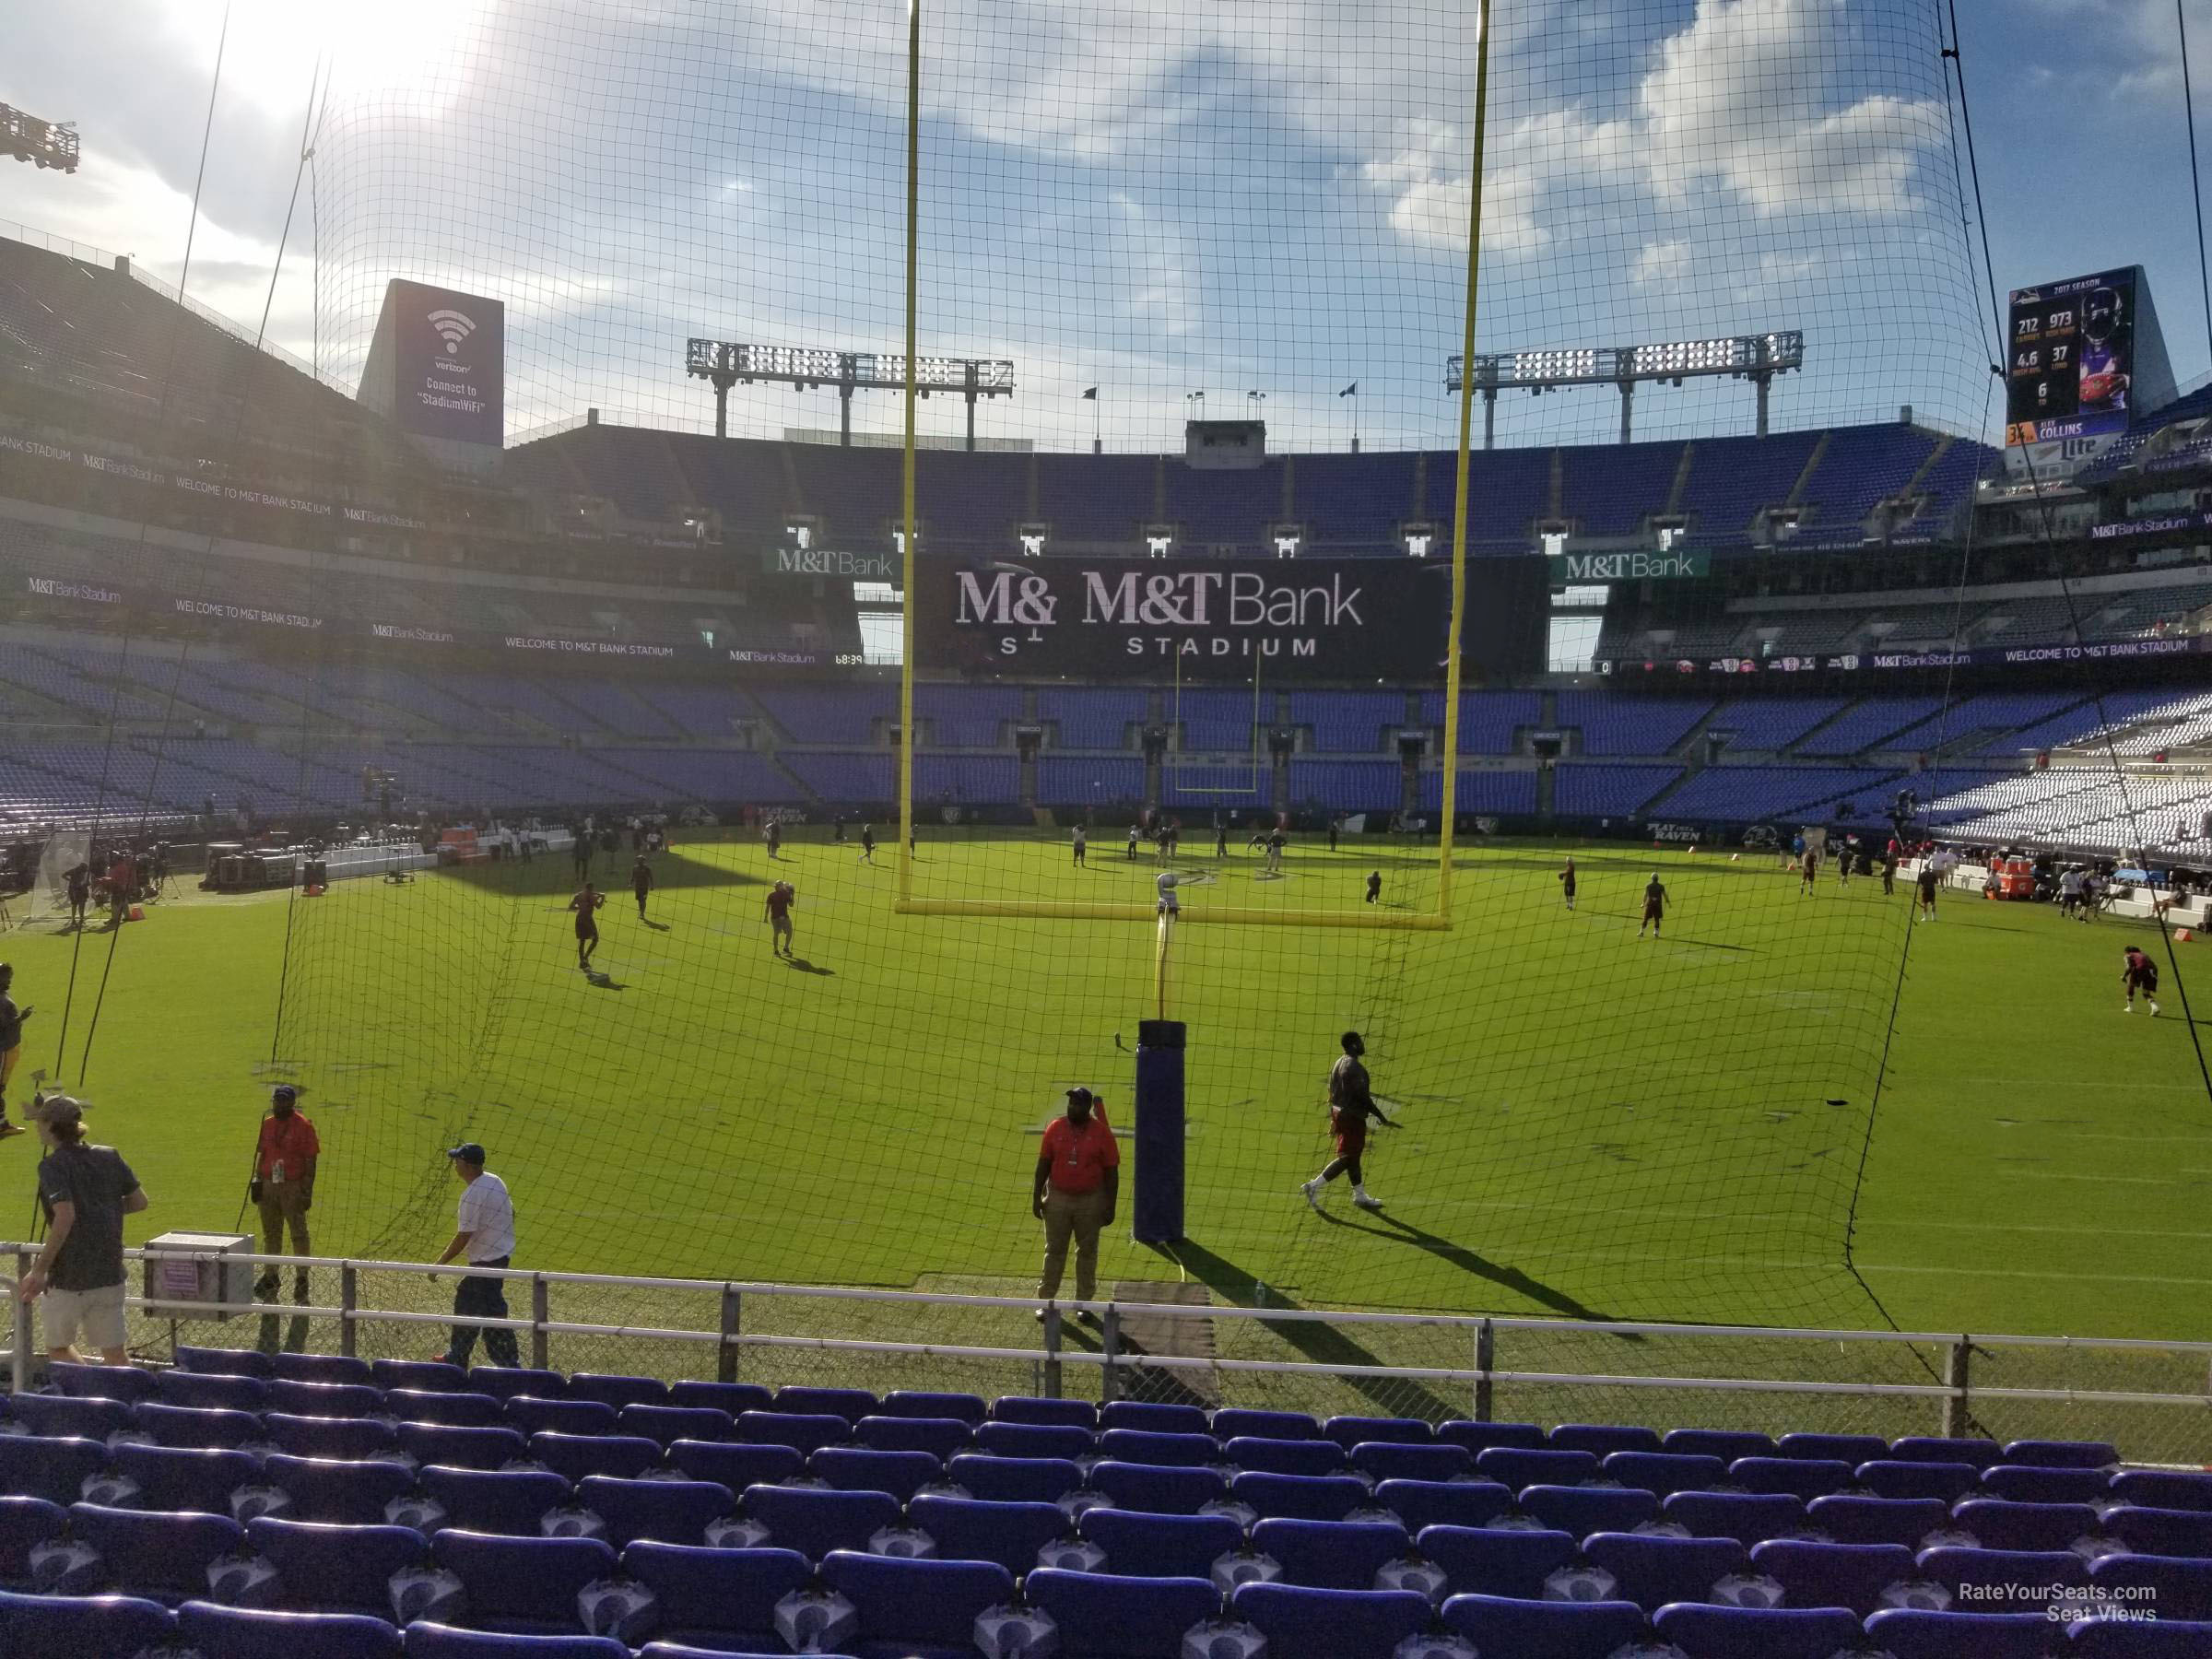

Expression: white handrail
xmin=113 ymin=1244 xmax=2212 ymax=1355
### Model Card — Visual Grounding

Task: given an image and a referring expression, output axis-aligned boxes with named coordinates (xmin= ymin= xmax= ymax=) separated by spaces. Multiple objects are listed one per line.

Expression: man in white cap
xmin=19 ymin=1093 xmax=147 ymax=1364
xmin=431 ymin=1142 xmax=520 ymax=1369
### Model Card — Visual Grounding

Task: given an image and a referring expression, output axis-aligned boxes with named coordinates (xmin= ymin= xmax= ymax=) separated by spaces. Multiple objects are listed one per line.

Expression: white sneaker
xmin=1353 ymin=1190 xmax=1383 ymax=1211
xmin=2151 ymin=1002 xmax=2161 ymax=1016
xmin=1300 ymin=1181 xmax=1322 ymax=1212
xmin=2124 ymin=1003 xmax=2133 ymax=1013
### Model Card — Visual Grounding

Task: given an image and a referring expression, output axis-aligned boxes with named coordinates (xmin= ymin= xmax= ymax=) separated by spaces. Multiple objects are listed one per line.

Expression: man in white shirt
xmin=432 ymin=1142 xmax=519 ymax=1369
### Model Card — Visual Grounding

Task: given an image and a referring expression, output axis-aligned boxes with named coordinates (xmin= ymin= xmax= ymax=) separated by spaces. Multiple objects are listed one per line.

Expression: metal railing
xmin=10 ymin=1244 xmax=2212 ymax=1463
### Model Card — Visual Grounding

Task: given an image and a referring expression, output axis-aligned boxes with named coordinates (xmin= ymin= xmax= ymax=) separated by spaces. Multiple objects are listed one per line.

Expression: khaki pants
xmin=1037 ymin=1185 xmax=1109 ymax=1303
xmin=257 ymin=1183 xmax=312 ymax=1289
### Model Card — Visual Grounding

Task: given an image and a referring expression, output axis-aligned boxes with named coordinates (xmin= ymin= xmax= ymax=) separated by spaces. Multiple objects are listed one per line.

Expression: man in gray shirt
xmin=19 ymin=1094 xmax=147 ymax=1364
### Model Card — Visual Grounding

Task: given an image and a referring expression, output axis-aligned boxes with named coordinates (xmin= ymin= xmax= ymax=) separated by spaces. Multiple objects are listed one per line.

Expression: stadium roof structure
xmin=0 ymin=232 xmax=429 ymax=483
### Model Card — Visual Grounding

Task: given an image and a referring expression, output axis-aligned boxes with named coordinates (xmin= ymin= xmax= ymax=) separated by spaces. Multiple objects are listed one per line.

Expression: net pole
xmin=897 ymin=0 xmax=920 ymax=907
xmin=1250 ymin=626 xmax=1264 ymax=802
xmin=1154 ymin=910 xmax=1172 ymax=1022
xmin=1437 ymin=0 xmax=1493 ymax=922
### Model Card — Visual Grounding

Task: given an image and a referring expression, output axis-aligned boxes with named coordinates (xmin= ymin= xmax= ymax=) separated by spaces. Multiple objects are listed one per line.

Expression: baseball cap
xmin=271 ymin=1085 xmax=298 ymax=1104
xmin=28 ymin=1092 xmax=84 ymax=1126
xmin=1065 ymin=1087 xmax=1096 ymax=1107
xmin=445 ymin=1142 xmax=488 ymax=1164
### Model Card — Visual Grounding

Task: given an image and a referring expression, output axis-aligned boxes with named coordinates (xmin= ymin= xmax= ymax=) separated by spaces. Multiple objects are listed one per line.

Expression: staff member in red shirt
xmin=250 ymin=1085 xmax=319 ymax=1301
xmin=1032 ymin=1087 xmax=1118 ymax=1323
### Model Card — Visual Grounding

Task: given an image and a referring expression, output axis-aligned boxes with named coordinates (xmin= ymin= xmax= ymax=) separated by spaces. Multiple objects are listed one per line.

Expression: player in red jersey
xmin=764 ymin=880 xmax=796 ymax=958
xmin=1300 ymin=1030 xmax=1397 ymax=1212
xmin=568 ymin=882 xmax=605 ymax=971
xmin=2123 ymin=945 xmax=2160 ymax=1016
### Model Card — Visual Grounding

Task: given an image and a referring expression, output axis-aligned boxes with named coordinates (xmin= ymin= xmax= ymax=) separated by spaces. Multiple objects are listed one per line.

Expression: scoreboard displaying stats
xmin=2006 ymin=265 xmax=2175 ymax=449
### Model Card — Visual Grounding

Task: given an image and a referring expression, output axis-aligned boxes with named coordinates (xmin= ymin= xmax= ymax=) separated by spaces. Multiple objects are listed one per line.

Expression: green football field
xmin=4 ymin=829 xmax=2206 ymax=1342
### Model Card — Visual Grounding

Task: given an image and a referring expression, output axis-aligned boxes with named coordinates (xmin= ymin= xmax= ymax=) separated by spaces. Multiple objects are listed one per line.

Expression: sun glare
xmin=161 ymin=0 xmax=491 ymax=113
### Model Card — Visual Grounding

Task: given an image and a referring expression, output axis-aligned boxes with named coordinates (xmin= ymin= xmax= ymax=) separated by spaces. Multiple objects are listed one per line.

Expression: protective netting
xmin=234 ymin=0 xmax=2007 ymax=1332
xmin=309 ymin=0 xmax=1990 ymax=451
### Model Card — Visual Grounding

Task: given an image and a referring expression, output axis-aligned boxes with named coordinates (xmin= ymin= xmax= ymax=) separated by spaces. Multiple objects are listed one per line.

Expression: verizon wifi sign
xmin=359 ymin=278 xmax=506 ymax=447
xmin=921 ymin=558 xmax=1450 ymax=680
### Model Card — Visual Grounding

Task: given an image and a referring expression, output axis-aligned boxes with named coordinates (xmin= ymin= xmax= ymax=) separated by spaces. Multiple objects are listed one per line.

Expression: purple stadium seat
xmin=1477 ymin=1446 xmax=1601 ymax=1488
xmin=666 ymin=1439 xmax=805 ymax=1490
xmin=1652 ymin=1603 xmax=1865 ymax=1659
xmin=1602 ymin=1451 xmax=1727 ymax=1499
xmin=1100 ymin=1402 xmax=1210 ymax=1436
xmin=1026 ymin=1567 xmax=1222 ymax=1659
xmin=1865 ymin=1607 xmax=2068 ymax=1658
xmin=176 ymin=1602 xmax=403 ymax=1659
xmin=567 ymin=1373 xmax=667 ymax=1411
xmin=0 ymin=1435 xmax=109 ymax=1506
xmin=419 ymin=1465 xmax=571 ymax=1537
xmin=1547 ymin=1424 xmax=1661 ymax=1458
xmin=853 ymin=1416 xmax=973 ymax=1459
xmin=1749 ymin=1538 xmax=1917 ymax=1617
xmin=1660 ymin=1490 xmax=1808 ymax=1547
xmin=429 ymin=1529 xmax=620 ymax=1635
xmin=1806 ymin=1494 xmax=1952 ymax=1548
xmin=1728 ymin=1455 xmax=1853 ymax=1501
xmin=1441 ymin=1593 xmax=1647 ymax=1659
xmin=1857 ymin=1459 xmax=1982 ymax=1504
xmin=1077 ymin=1507 xmax=1244 ymax=1580
xmin=909 ymin=1494 xmax=1067 ymax=1575
xmin=1662 ymin=1429 xmax=1776 ymax=1463
xmin=1252 ymin=1517 xmax=1409 ymax=1591
xmin=573 ymin=1475 xmax=735 ymax=1548
xmin=1436 ymin=1420 xmax=1547 ymax=1453
xmin=946 ymin=1453 xmax=1085 ymax=1506
xmin=1418 ymin=1525 xmax=1578 ymax=1599
xmin=1227 ymin=1436 xmax=1347 ymax=1477
xmin=1372 ymin=1478 xmax=1514 ymax=1534
xmin=1519 ymin=1484 xmax=1661 ymax=1539
xmin=246 ymin=1516 xmax=431 ymax=1617
xmin=618 ymin=1541 xmax=810 ymax=1652
xmin=1580 ymin=1532 xmax=1747 ymax=1611
xmin=1230 ymin=1582 xmax=1430 ymax=1659
xmin=0 ymin=1588 xmax=180 ymax=1659
xmin=1089 ymin=1461 xmax=1227 ymax=1517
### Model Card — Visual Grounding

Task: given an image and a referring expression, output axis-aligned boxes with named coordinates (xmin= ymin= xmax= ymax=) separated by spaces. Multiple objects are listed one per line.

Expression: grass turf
xmin=2 ymin=830 xmax=2206 ymax=1342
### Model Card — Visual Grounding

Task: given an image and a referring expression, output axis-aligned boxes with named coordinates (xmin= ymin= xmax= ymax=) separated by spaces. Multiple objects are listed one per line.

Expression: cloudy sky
xmin=2 ymin=0 xmax=2206 ymax=453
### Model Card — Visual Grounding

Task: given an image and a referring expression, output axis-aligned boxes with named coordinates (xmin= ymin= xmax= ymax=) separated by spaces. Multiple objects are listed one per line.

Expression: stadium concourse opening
xmin=6 ymin=0 xmax=2212 ymax=1380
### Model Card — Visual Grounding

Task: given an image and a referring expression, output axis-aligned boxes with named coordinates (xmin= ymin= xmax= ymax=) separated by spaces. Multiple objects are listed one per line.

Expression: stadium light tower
xmin=1 ymin=103 xmax=79 ymax=173
xmin=1446 ymin=332 xmax=1803 ymax=447
xmin=686 ymin=338 xmax=1015 ymax=449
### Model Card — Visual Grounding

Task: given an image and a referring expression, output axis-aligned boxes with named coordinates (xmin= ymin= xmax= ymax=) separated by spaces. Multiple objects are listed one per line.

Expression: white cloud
xmin=1633 ymin=240 xmax=1692 ymax=288
xmin=1640 ymin=0 xmax=1944 ymax=217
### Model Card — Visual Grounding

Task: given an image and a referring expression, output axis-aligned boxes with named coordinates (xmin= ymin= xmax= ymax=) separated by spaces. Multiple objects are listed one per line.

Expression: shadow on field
xmin=782 ymin=957 xmax=835 ymax=976
xmin=1317 ymin=1209 xmax=1630 ymax=1331
xmin=1149 ymin=1239 xmax=1460 ymax=1421
xmin=446 ymin=849 xmax=766 ymax=899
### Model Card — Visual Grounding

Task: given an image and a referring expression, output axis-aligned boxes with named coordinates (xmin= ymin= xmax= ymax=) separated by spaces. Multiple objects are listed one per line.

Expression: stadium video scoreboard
xmin=2006 ymin=265 xmax=2174 ymax=448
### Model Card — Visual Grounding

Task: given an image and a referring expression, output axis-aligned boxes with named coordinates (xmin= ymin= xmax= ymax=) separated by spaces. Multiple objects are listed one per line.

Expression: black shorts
xmin=575 ymin=925 xmax=598 ymax=942
xmin=1641 ymin=902 xmax=1663 ymax=921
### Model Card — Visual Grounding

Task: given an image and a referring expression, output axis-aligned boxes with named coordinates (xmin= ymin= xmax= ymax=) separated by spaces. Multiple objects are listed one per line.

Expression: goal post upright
xmin=1437 ymin=0 xmax=1494 ymax=925
xmin=897 ymin=0 xmax=921 ymax=909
